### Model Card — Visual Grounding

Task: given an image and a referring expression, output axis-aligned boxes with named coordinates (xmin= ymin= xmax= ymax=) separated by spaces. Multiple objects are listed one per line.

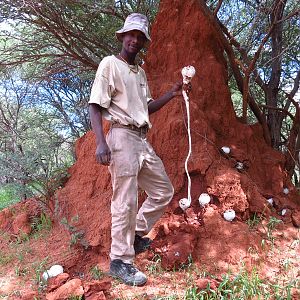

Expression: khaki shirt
xmin=89 ymin=55 xmax=152 ymax=128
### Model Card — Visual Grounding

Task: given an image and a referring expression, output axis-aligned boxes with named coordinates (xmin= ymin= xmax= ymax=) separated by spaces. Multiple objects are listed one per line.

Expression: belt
xmin=111 ymin=123 xmax=149 ymax=135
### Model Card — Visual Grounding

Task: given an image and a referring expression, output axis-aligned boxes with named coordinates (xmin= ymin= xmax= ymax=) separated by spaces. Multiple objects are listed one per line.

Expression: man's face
xmin=121 ymin=30 xmax=147 ymax=55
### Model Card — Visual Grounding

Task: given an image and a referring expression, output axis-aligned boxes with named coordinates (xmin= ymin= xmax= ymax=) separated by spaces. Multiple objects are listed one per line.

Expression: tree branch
xmin=213 ymin=0 xmax=223 ymax=16
xmin=197 ymin=0 xmax=271 ymax=145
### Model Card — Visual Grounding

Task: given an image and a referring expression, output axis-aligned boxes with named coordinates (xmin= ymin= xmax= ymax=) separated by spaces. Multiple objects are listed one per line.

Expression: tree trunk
xmin=266 ymin=0 xmax=286 ymax=149
xmin=284 ymin=115 xmax=300 ymax=178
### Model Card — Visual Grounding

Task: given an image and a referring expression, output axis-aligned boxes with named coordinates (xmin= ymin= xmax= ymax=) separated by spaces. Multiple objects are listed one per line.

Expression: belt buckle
xmin=128 ymin=124 xmax=135 ymax=131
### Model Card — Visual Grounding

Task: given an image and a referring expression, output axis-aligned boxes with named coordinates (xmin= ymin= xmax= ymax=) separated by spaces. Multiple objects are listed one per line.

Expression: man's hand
xmin=96 ymin=142 xmax=111 ymax=165
xmin=170 ymin=81 xmax=183 ymax=97
xmin=170 ymin=81 xmax=192 ymax=97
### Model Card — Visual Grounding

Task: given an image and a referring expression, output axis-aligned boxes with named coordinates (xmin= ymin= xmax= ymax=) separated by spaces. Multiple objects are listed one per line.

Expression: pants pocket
xmin=112 ymin=151 xmax=138 ymax=177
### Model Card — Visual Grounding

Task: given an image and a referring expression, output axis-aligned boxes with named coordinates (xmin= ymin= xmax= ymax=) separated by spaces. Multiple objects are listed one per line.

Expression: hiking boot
xmin=134 ymin=234 xmax=152 ymax=254
xmin=109 ymin=259 xmax=147 ymax=286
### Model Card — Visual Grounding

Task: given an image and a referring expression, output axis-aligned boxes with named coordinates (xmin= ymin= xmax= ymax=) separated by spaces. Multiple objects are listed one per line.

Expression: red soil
xmin=1 ymin=0 xmax=300 ymax=298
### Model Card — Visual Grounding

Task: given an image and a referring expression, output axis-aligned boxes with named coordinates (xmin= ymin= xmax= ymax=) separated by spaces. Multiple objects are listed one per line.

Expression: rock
xmin=47 ymin=273 xmax=70 ymax=292
xmin=85 ymin=291 xmax=107 ymax=300
xmin=291 ymin=210 xmax=300 ymax=228
xmin=84 ymin=279 xmax=111 ymax=296
xmin=184 ymin=208 xmax=201 ymax=226
xmin=46 ymin=278 xmax=84 ymax=300
xmin=163 ymin=223 xmax=170 ymax=235
xmin=206 ymin=171 xmax=249 ymax=212
xmin=167 ymin=220 xmax=181 ymax=231
xmin=160 ymin=232 xmax=196 ymax=270
xmin=292 ymin=287 xmax=300 ymax=300
xmin=12 ymin=212 xmax=32 ymax=235
xmin=195 ymin=278 xmax=219 ymax=291
xmin=21 ymin=290 xmax=39 ymax=299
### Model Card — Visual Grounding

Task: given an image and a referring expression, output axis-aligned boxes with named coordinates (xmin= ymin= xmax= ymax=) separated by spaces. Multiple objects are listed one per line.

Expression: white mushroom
xmin=179 ymin=198 xmax=190 ymax=211
xmin=223 ymin=209 xmax=236 ymax=222
xmin=266 ymin=198 xmax=274 ymax=206
xmin=235 ymin=162 xmax=244 ymax=170
xmin=42 ymin=265 xmax=64 ymax=281
xmin=221 ymin=146 xmax=231 ymax=154
xmin=42 ymin=270 xmax=50 ymax=281
xmin=179 ymin=65 xmax=196 ymax=212
xmin=281 ymin=209 xmax=287 ymax=216
xmin=49 ymin=265 xmax=64 ymax=277
xmin=181 ymin=66 xmax=196 ymax=84
xmin=283 ymin=188 xmax=289 ymax=195
xmin=198 ymin=193 xmax=211 ymax=207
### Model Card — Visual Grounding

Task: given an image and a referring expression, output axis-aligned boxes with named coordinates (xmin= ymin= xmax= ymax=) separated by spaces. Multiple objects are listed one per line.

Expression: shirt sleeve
xmin=142 ymin=70 xmax=153 ymax=104
xmin=146 ymin=84 xmax=153 ymax=104
xmin=89 ymin=57 xmax=115 ymax=108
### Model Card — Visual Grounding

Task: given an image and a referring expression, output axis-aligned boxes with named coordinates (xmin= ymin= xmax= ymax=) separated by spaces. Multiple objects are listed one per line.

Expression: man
xmin=89 ymin=13 xmax=185 ymax=286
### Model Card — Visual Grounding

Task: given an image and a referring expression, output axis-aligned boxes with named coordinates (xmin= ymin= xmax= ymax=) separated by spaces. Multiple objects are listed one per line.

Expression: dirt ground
xmin=0 ymin=197 xmax=299 ymax=299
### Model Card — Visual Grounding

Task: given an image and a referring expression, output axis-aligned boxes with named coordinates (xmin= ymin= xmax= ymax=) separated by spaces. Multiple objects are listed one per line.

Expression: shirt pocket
xmin=139 ymin=82 xmax=148 ymax=99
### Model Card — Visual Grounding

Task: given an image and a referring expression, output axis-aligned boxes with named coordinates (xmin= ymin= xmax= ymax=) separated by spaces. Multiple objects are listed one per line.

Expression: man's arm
xmin=89 ymin=103 xmax=111 ymax=165
xmin=148 ymin=81 xmax=183 ymax=114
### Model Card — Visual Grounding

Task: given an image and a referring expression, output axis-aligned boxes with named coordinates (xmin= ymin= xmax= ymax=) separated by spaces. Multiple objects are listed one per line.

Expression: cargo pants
xmin=107 ymin=127 xmax=174 ymax=263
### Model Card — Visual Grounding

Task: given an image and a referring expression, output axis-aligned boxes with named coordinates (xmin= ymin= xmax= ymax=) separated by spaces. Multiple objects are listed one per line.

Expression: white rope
xmin=179 ymin=66 xmax=196 ymax=211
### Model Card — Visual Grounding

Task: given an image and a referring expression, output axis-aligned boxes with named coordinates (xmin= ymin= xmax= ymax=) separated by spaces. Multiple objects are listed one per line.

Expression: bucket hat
xmin=116 ymin=13 xmax=151 ymax=42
